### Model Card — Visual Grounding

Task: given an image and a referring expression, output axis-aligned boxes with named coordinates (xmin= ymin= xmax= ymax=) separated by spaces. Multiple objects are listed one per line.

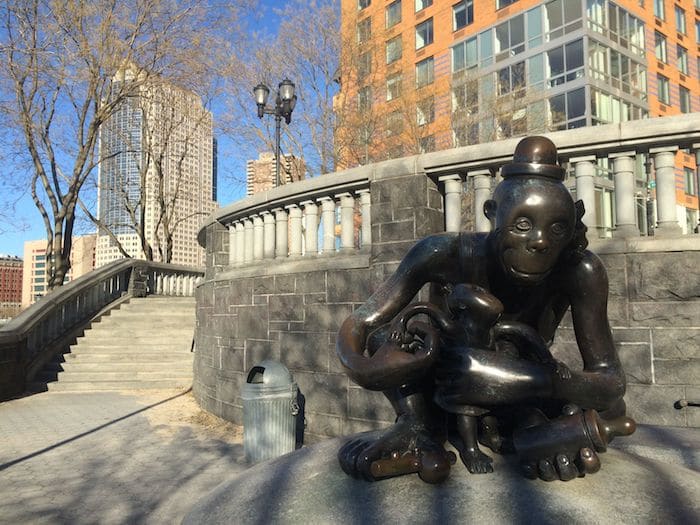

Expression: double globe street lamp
xmin=253 ymin=79 xmax=296 ymax=187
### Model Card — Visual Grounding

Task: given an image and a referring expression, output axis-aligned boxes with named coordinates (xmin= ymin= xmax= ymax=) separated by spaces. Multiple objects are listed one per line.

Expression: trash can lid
xmin=246 ymin=360 xmax=293 ymax=387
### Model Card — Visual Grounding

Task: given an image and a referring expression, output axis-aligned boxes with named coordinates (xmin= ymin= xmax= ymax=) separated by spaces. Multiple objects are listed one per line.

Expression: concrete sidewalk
xmin=0 ymin=389 xmax=247 ymax=524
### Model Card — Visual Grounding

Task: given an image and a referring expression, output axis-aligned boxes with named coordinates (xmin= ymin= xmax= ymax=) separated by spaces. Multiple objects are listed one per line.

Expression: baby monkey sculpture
xmin=336 ymin=136 xmax=635 ymax=484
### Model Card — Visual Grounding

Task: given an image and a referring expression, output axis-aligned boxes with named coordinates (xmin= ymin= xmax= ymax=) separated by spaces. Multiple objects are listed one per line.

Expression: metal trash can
xmin=242 ymin=360 xmax=299 ymax=463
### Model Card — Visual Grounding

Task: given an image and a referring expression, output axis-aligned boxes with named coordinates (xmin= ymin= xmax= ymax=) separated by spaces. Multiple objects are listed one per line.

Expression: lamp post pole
xmin=253 ymin=79 xmax=297 ymax=188
xmin=275 ymin=112 xmax=282 ymax=187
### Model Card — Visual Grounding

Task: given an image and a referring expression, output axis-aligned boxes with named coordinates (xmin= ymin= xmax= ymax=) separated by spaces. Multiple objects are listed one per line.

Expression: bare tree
xmin=1 ymin=0 xmax=242 ymax=288
xmin=220 ymin=0 xmax=345 ymax=178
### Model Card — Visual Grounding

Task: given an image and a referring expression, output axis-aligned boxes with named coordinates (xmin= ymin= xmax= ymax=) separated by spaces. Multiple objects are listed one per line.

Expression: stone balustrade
xmin=201 ymin=169 xmax=371 ymax=273
xmin=201 ymin=114 xmax=700 ymax=273
xmin=424 ymin=114 xmax=700 ymax=238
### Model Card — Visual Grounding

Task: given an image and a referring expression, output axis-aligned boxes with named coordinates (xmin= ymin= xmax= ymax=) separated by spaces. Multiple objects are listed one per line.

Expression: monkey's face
xmin=491 ymin=180 xmax=575 ymax=285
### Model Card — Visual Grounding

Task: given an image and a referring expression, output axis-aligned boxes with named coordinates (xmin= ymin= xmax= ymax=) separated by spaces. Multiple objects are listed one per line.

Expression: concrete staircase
xmin=35 ymin=296 xmax=196 ymax=392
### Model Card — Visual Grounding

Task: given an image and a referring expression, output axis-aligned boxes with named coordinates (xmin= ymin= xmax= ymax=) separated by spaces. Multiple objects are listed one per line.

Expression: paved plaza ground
xmin=0 ymin=389 xmax=248 ymax=524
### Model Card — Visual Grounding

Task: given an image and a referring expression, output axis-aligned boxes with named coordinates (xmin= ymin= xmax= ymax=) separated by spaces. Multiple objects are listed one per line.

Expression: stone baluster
xmin=571 ymin=156 xmax=597 ymax=230
xmin=287 ymin=204 xmax=303 ymax=257
xmin=611 ymin=152 xmax=640 ymax=238
xmin=357 ymin=189 xmax=371 ymax=248
xmin=440 ymin=175 xmax=463 ymax=233
xmin=472 ymin=170 xmax=492 ymax=233
xmin=302 ymin=201 xmax=319 ymax=255
xmin=234 ymin=222 xmax=245 ymax=264
xmin=337 ymin=193 xmax=355 ymax=251
xmin=253 ymin=215 xmax=264 ymax=260
xmin=652 ymin=147 xmax=682 ymax=236
xmin=274 ymin=208 xmax=288 ymax=258
xmin=319 ymin=197 xmax=336 ymax=253
xmin=262 ymin=212 xmax=275 ymax=259
xmin=228 ymin=224 xmax=236 ymax=264
xmin=243 ymin=218 xmax=254 ymax=262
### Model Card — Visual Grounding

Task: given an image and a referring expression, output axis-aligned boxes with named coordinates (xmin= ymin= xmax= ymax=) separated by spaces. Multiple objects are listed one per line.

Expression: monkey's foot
xmin=459 ymin=448 xmax=494 ymax=474
xmin=338 ymin=416 xmax=453 ymax=483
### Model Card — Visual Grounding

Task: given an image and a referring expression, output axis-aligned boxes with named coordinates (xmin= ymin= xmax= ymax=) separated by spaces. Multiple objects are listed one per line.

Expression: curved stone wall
xmin=194 ymin=160 xmax=445 ymax=441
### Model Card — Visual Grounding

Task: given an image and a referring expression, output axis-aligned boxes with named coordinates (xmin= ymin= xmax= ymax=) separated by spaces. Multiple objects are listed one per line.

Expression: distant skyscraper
xmin=95 ymin=66 xmax=217 ymax=268
xmin=246 ymin=152 xmax=306 ymax=196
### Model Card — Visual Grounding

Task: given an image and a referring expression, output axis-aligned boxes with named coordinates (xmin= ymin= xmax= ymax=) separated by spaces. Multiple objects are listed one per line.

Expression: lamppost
xmin=253 ymin=79 xmax=296 ymax=187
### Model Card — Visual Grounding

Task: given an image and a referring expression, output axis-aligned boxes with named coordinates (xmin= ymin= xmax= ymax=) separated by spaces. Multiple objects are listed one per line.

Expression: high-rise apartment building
xmin=21 ymin=235 xmax=96 ymax=308
xmin=246 ymin=152 xmax=307 ymax=196
xmin=337 ymin=0 xmax=699 ymax=233
xmin=0 ymin=255 xmax=23 ymax=318
xmin=95 ymin=66 xmax=217 ymax=268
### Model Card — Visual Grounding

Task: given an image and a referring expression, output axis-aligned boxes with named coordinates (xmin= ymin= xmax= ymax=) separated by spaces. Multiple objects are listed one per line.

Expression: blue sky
xmin=0 ymin=1 xmax=286 ymax=258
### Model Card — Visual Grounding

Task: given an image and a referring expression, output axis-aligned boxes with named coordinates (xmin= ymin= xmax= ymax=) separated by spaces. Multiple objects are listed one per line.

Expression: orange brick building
xmin=336 ymin=0 xmax=700 ymax=232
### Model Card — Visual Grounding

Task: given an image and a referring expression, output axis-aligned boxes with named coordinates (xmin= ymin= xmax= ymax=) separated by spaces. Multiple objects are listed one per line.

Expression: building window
xmin=680 ymin=86 xmax=691 ymax=113
xmin=685 ymin=168 xmax=696 ymax=195
xmin=497 ymin=0 xmax=518 ymax=8
xmin=547 ymin=39 xmax=584 ymax=86
xmin=696 ymin=20 xmax=700 ymax=43
xmin=386 ymin=111 xmax=404 ymax=136
xmin=415 ymin=56 xmax=434 ymax=87
xmin=548 ymin=87 xmax=586 ymax=130
xmin=452 ymin=37 xmax=477 ymax=72
xmin=358 ymin=51 xmax=371 ymax=80
xmin=497 ymin=61 xmax=526 ymax=95
xmin=654 ymin=31 xmax=667 ymax=63
xmin=675 ymin=6 xmax=686 ymax=34
xmin=357 ymin=17 xmax=371 ymax=43
xmin=386 ymin=0 xmax=401 ymax=28
xmin=415 ymin=0 xmax=432 ymax=11
xmin=678 ymin=45 xmax=689 ymax=75
xmin=416 ymin=18 xmax=433 ymax=49
xmin=544 ymin=0 xmax=582 ymax=41
xmin=416 ymin=96 xmax=435 ymax=125
xmin=588 ymin=40 xmax=647 ymax=100
xmin=386 ymin=35 xmax=402 ymax=64
xmin=452 ymin=78 xmax=479 ymax=115
xmin=494 ymin=13 xmax=525 ymax=61
xmin=653 ymin=0 xmax=664 ymax=19
xmin=453 ymin=1 xmax=473 ymax=31
xmin=419 ymin=135 xmax=435 ymax=153
xmin=359 ymin=0 xmax=371 ymax=10
xmin=657 ymin=74 xmax=670 ymax=105
xmin=358 ymin=86 xmax=372 ymax=111
xmin=386 ymin=72 xmax=402 ymax=101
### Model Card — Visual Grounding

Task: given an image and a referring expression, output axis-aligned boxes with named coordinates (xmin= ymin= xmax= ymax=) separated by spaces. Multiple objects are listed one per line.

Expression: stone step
xmin=68 ymin=343 xmax=193 ymax=354
xmin=76 ymin=333 xmax=194 ymax=344
xmin=61 ymin=352 xmax=192 ymax=363
xmin=46 ymin=361 xmax=192 ymax=373
xmin=39 ymin=370 xmax=192 ymax=382
xmin=36 ymin=294 xmax=198 ymax=393
xmin=87 ymin=318 xmax=194 ymax=328
xmin=40 ymin=378 xmax=192 ymax=392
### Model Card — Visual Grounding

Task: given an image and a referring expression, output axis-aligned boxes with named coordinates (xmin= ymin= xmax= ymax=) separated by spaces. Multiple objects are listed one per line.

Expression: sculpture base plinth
xmin=184 ymin=430 xmax=699 ymax=524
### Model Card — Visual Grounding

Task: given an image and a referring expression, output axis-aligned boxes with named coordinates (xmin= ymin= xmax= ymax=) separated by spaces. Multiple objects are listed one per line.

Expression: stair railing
xmin=0 ymin=259 xmax=204 ymax=400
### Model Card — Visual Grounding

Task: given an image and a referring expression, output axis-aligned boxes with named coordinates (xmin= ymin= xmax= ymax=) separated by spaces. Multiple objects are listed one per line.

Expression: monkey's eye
xmin=513 ymin=217 xmax=532 ymax=232
xmin=551 ymin=222 xmax=567 ymax=236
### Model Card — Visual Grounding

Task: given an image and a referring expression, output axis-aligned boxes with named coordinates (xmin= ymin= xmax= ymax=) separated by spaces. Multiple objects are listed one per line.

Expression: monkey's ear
xmin=574 ymin=199 xmax=585 ymax=221
xmin=484 ymin=199 xmax=497 ymax=221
